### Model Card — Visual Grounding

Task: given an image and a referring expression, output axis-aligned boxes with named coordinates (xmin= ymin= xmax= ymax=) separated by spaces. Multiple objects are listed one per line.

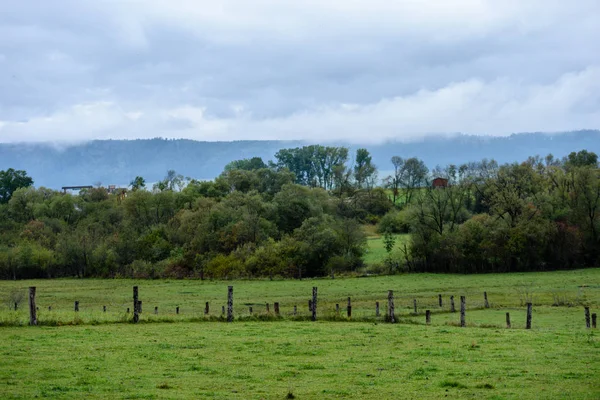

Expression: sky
xmin=1 ymin=0 xmax=599 ymax=144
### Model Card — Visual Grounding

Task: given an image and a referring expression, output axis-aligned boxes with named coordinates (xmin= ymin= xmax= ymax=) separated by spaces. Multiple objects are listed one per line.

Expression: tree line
xmin=0 ymin=146 xmax=598 ymax=279
xmin=0 ymin=146 xmax=387 ymax=280
xmin=380 ymin=150 xmax=600 ymax=273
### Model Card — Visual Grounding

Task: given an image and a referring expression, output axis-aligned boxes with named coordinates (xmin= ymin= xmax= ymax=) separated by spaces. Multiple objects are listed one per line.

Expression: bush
xmin=377 ymin=209 xmax=411 ymax=234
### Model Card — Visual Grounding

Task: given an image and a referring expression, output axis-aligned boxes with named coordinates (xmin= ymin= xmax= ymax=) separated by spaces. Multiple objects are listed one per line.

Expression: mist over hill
xmin=1 ymin=130 xmax=599 ymax=189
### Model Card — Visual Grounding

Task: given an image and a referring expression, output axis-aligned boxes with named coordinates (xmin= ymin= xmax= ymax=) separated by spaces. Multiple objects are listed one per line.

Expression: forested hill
xmin=1 ymin=130 xmax=599 ymax=189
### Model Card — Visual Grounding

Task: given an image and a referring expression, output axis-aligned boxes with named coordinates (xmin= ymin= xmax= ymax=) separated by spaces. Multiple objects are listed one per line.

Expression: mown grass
xmin=1 ymin=321 xmax=599 ymax=399
xmin=1 ymin=270 xmax=599 ymax=398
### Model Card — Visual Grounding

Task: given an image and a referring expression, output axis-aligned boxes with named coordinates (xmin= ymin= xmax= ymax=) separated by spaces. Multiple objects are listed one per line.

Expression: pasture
xmin=1 ymin=269 xmax=599 ymax=399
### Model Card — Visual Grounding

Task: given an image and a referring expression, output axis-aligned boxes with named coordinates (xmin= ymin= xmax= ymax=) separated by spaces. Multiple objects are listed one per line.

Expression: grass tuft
xmin=440 ymin=380 xmax=468 ymax=389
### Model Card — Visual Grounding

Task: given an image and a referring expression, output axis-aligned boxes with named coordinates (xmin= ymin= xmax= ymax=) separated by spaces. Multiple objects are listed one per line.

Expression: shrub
xmin=377 ymin=209 xmax=410 ymax=234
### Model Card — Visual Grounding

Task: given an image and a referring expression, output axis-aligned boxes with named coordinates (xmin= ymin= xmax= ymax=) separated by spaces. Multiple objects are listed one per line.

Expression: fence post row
xmin=460 ymin=296 xmax=466 ymax=327
xmin=227 ymin=286 xmax=233 ymax=322
xmin=133 ymin=286 xmax=139 ymax=323
xmin=388 ymin=290 xmax=395 ymax=323
xmin=29 ymin=287 xmax=37 ymax=326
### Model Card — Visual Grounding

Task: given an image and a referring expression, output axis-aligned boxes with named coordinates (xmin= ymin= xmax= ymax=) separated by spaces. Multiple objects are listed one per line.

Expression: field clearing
xmin=363 ymin=234 xmax=411 ymax=266
xmin=1 ymin=270 xmax=599 ymax=399
xmin=2 ymin=320 xmax=599 ymax=399
xmin=0 ymin=269 xmax=598 ymax=326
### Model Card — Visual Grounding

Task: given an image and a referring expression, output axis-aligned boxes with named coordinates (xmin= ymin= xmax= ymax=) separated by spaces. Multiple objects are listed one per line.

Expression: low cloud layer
xmin=1 ymin=1 xmax=599 ymax=143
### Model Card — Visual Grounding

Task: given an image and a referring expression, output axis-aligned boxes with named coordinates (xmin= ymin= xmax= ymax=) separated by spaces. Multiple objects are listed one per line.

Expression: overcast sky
xmin=1 ymin=0 xmax=599 ymax=144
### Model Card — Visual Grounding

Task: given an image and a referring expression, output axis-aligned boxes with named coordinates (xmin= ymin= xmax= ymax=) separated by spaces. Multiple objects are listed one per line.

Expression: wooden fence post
xmin=438 ymin=294 xmax=442 ymax=308
xmin=274 ymin=302 xmax=280 ymax=316
xmin=460 ymin=296 xmax=466 ymax=327
xmin=592 ymin=313 xmax=597 ymax=329
xmin=154 ymin=306 xmax=158 ymax=315
xmin=127 ymin=307 xmax=130 ymax=313
xmin=227 ymin=286 xmax=233 ymax=322
xmin=29 ymin=287 xmax=37 ymax=326
xmin=74 ymin=301 xmax=79 ymax=312
xmin=103 ymin=305 xmax=106 ymax=312
xmin=293 ymin=305 xmax=297 ymax=316
xmin=347 ymin=297 xmax=352 ymax=318
xmin=48 ymin=306 xmax=51 ymax=311
xmin=176 ymin=306 xmax=179 ymax=315
xmin=388 ymin=290 xmax=395 ymax=323
xmin=506 ymin=312 xmax=511 ymax=329
xmin=585 ymin=307 xmax=591 ymax=329
xmin=312 ymin=287 xmax=318 ymax=321
xmin=336 ymin=304 xmax=339 ymax=315
xmin=413 ymin=299 xmax=417 ymax=314
xmin=484 ymin=291 xmax=490 ymax=308
xmin=249 ymin=306 xmax=253 ymax=314
xmin=222 ymin=305 xmax=225 ymax=315
xmin=205 ymin=302 xmax=209 ymax=315
xmin=425 ymin=310 xmax=431 ymax=325
xmin=133 ymin=286 xmax=139 ymax=323
xmin=376 ymin=301 xmax=380 ymax=317
xmin=526 ymin=303 xmax=532 ymax=329
xmin=450 ymin=295 xmax=456 ymax=313
xmin=14 ymin=302 xmax=17 ymax=311
xmin=266 ymin=303 xmax=270 ymax=313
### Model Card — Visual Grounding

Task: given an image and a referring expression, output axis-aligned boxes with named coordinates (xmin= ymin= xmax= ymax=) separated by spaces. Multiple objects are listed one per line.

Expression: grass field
xmin=1 ymin=270 xmax=599 ymax=399
xmin=363 ymin=233 xmax=411 ymax=266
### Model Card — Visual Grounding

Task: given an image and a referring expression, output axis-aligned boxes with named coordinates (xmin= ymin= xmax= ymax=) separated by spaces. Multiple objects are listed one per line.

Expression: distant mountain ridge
xmin=1 ymin=131 xmax=599 ymax=189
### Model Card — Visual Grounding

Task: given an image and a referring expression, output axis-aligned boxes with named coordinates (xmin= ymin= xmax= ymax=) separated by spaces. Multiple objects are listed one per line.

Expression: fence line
xmin=7 ymin=285 xmax=594 ymax=331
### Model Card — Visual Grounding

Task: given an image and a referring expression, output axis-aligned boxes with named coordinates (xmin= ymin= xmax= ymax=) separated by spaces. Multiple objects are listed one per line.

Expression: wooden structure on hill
xmin=432 ymin=177 xmax=449 ymax=189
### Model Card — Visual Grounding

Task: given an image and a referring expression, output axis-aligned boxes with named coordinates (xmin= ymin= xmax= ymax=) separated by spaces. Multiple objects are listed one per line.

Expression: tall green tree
xmin=0 ymin=168 xmax=33 ymax=204
xmin=354 ymin=148 xmax=377 ymax=190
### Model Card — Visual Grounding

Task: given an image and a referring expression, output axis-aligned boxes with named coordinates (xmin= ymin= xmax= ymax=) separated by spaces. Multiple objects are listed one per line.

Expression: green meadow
xmin=1 ymin=269 xmax=599 ymax=399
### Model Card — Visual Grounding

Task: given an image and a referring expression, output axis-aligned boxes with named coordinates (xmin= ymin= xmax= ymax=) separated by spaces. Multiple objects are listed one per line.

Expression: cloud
xmin=0 ymin=1 xmax=599 ymax=143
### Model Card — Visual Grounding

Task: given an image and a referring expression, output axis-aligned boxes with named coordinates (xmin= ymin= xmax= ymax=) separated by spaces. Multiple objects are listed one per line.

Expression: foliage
xmin=0 ymin=168 xmax=33 ymax=204
xmin=1 ymin=147 xmax=599 ymax=278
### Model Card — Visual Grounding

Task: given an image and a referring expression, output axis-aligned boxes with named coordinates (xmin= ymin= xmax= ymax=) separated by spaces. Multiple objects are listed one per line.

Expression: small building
xmin=432 ymin=177 xmax=449 ymax=189
xmin=61 ymin=185 xmax=93 ymax=194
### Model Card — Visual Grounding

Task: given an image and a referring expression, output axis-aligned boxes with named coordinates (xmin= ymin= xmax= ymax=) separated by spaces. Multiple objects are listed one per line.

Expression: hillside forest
xmin=0 ymin=146 xmax=599 ymax=280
